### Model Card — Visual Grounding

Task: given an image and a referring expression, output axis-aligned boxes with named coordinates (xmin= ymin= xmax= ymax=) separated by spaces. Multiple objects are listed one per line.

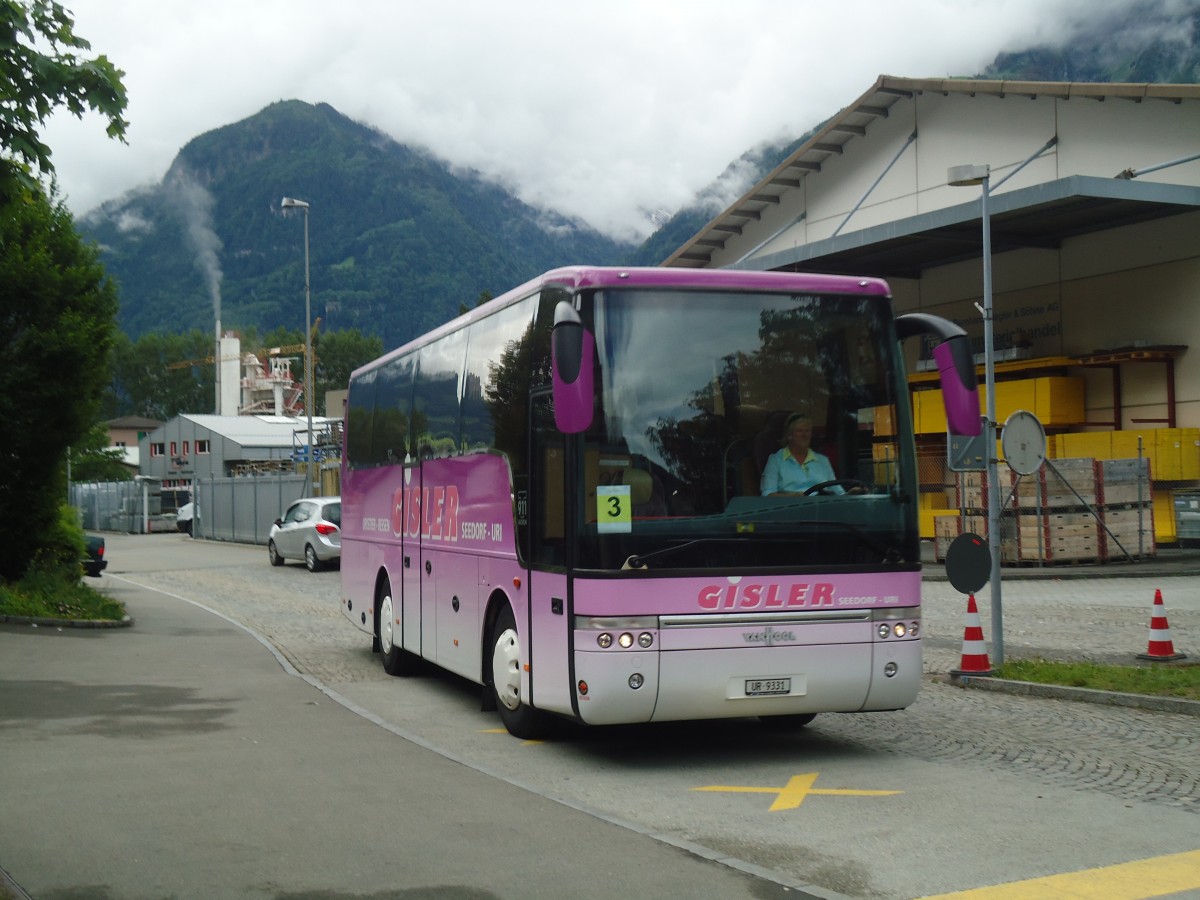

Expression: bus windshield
xmin=573 ymin=287 xmax=916 ymax=572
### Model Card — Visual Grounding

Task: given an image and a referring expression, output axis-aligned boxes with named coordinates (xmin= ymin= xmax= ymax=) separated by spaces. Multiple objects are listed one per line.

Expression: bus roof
xmin=353 ymin=266 xmax=892 ymax=379
xmin=538 ymin=265 xmax=891 ymax=297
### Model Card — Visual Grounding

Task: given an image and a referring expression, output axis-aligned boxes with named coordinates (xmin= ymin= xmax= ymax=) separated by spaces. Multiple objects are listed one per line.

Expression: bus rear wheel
xmin=489 ymin=606 xmax=550 ymax=739
xmin=379 ymin=589 xmax=418 ymax=676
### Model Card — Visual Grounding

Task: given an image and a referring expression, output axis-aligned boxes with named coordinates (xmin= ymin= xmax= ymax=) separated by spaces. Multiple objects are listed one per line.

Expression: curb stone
xmin=0 ymin=862 xmax=33 ymax=900
xmin=940 ymin=673 xmax=1200 ymax=717
xmin=0 ymin=614 xmax=133 ymax=629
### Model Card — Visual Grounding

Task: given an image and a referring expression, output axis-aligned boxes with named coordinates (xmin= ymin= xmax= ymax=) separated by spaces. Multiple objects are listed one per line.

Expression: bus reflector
xmin=578 ymin=680 xmax=589 ymax=696
xmin=513 ymin=577 xmax=521 ymax=589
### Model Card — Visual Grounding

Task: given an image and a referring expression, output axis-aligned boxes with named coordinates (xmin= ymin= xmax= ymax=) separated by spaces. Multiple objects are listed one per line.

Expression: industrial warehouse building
xmin=667 ymin=76 xmax=1200 ymax=549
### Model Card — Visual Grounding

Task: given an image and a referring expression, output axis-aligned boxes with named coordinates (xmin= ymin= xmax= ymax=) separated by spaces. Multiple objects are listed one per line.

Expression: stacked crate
xmin=933 ymin=512 xmax=985 ymax=561
xmin=940 ymin=458 xmax=1155 ymax=564
xmin=1095 ymin=458 xmax=1156 ymax=560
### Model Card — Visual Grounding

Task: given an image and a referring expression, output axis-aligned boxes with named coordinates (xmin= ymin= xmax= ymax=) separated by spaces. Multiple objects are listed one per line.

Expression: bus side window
xmin=530 ymin=394 xmax=565 ymax=567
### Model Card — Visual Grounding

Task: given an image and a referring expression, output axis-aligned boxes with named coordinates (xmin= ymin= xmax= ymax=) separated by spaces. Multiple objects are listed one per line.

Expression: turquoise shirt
xmin=760 ymin=447 xmax=842 ymax=495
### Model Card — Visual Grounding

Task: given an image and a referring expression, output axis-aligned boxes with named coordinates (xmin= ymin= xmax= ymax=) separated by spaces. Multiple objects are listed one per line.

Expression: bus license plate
xmin=745 ymin=678 xmax=791 ymax=696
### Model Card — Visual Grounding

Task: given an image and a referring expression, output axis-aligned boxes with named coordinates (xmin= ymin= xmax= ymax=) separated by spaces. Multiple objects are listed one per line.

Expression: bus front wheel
xmin=489 ymin=606 xmax=550 ymax=739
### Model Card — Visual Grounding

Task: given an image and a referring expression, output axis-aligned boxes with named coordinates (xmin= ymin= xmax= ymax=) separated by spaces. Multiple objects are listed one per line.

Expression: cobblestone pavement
xmin=115 ymin=543 xmax=1199 ymax=824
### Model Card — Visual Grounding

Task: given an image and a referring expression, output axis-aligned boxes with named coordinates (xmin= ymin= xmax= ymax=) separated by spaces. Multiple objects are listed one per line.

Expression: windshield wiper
xmin=623 ymin=538 xmax=752 ymax=570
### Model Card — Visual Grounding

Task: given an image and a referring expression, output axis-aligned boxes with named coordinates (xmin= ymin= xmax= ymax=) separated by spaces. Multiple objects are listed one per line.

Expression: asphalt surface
xmin=1 ymin=535 xmax=1197 ymax=900
xmin=0 ymin=569 xmax=815 ymax=900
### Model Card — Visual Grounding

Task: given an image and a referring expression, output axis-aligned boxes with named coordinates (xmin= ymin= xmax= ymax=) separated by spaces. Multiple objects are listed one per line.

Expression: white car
xmin=176 ymin=502 xmax=194 ymax=535
xmin=268 ymin=497 xmax=342 ymax=572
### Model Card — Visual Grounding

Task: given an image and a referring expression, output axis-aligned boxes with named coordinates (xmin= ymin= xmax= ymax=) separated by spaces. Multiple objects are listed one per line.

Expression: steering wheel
xmin=803 ymin=478 xmax=870 ymax=496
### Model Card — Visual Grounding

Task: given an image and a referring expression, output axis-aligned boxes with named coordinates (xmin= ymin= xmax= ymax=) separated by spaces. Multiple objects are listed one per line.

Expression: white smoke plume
xmin=167 ymin=170 xmax=224 ymax=333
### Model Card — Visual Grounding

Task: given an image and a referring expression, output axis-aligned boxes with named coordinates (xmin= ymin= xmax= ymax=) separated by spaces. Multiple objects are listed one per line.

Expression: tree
xmin=69 ymin=421 xmax=132 ymax=482
xmin=0 ymin=0 xmax=128 ymax=201
xmin=106 ymin=330 xmax=215 ymax=419
xmin=315 ymin=328 xmax=384 ymax=402
xmin=0 ymin=184 xmax=119 ymax=581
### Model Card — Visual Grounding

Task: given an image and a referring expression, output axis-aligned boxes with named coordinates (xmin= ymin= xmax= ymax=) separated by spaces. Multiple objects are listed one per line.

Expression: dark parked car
xmin=83 ymin=535 xmax=107 ymax=578
xmin=268 ymin=497 xmax=341 ymax=572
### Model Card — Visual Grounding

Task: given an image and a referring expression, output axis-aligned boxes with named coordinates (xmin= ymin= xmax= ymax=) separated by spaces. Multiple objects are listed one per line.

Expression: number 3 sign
xmin=596 ymin=484 xmax=632 ymax=533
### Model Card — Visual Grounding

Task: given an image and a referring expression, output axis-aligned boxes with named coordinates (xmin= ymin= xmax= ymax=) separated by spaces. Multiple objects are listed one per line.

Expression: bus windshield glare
xmin=574 ymin=287 xmax=915 ymax=572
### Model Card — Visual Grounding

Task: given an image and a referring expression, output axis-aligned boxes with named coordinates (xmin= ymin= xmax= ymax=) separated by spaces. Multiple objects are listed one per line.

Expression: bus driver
xmin=760 ymin=412 xmax=844 ymax=496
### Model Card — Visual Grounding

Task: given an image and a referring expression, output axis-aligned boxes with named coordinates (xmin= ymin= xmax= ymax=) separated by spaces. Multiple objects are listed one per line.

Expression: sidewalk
xmin=920 ymin=541 xmax=1200 ymax=581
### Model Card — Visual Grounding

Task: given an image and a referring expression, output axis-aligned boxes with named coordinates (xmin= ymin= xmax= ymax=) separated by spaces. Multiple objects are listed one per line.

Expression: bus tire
xmin=489 ymin=606 xmax=550 ymax=739
xmin=759 ymin=713 xmax=817 ymax=730
xmin=379 ymin=588 xmax=418 ymax=676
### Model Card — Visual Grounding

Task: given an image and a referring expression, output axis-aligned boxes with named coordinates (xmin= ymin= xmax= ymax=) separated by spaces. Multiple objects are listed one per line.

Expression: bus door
xmin=423 ymin=455 xmax=482 ymax=682
xmin=526 ymin=392 xmax=574 ymax=716
xmin=400 ymin=461 xmax=424 ymax=660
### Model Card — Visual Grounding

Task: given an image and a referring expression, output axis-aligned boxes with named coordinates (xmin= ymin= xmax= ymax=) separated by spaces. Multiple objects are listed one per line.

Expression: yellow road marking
xmin=694 ymin=772 xmax=901 ymax=811
xmin=918 ymin=849 xmax=1200 ymax=899
xmin=481 ymin=728 xmax=543 ymax=744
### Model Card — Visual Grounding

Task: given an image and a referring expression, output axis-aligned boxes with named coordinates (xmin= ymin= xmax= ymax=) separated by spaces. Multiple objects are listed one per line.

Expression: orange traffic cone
xmin=950 ymin=593 xmax=994 ymax=677
xmin=1137 ymin=589 xmax=1186 ymax=662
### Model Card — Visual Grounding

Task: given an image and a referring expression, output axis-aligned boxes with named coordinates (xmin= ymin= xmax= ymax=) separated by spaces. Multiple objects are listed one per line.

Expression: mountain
xmin=981 ymin=1 xmax=1199 ymax=82
xmin=81 ymin=101 xmax=629 ymax=349
xmin=624 ymin=0 xmax=1200 ymax=267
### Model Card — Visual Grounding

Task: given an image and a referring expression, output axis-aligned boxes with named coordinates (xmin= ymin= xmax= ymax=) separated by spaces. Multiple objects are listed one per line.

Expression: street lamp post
xmin=281 ymin=197 xmax=314 ymax=498
xmin=947 ymin=164 xmax=1004 ymax=666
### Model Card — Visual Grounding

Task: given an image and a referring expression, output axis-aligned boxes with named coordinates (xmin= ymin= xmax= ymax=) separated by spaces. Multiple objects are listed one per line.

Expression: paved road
xmin=3 ymin=533 xmax=1198 ymax=900
xmin=0 ymin=557 xmax=802 ymax=900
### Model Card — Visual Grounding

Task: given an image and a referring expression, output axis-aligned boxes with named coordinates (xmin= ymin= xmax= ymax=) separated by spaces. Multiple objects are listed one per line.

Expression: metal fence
xmin=191 ymin=473 xmax=309 ymax=545
xmin=70 ymin=472 xmax=316 ymax=545
xmin=70 ymin=480 xmax=163 ymax=532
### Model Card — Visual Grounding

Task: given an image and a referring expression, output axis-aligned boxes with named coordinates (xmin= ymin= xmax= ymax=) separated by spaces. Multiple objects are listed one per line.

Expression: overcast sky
xmin=44 ymin=0 xmax=1106 ymax=242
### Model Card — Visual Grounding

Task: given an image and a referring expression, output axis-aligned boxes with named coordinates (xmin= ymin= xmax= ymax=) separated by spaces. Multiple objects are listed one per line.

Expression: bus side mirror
xmin=896 ymin=313 xmax=981 ymax=437
xmin=551 ymin=301 xmax=595 ymax=433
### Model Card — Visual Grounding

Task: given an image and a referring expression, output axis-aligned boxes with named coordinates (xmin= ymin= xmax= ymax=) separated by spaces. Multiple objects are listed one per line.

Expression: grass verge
xmin=997 ymin=658 xmax=1200 ymax=702
xmin=0 ymin=569 xmax=126 ymax=622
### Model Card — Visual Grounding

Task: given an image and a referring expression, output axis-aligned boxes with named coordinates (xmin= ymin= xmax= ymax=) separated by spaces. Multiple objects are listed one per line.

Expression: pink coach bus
xmin=340 ymin=266 xmax=979 ymax=737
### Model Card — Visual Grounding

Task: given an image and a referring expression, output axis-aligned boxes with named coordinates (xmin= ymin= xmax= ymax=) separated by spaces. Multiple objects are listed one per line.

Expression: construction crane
xmin=167 ymin=318 xmax=322 ymax=370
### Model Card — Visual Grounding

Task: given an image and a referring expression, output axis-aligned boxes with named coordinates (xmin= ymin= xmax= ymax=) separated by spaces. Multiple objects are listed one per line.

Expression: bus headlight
xmin=638 ymin=632 xmax=654 ymax=648
xmin=618 ymin=632 xmax=634 ymax=649
xmin=597 ymin=633 xmax=613 ymax=649
xmin=878 ymin=623 xmax=891 ymax=639
xmin=628 ymin=673 xmax=644 ymax=690
xmin=884 ymin=662 xmax=898 ymax=678
xmin=893 ymin=622 xmax=907 ymax=638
